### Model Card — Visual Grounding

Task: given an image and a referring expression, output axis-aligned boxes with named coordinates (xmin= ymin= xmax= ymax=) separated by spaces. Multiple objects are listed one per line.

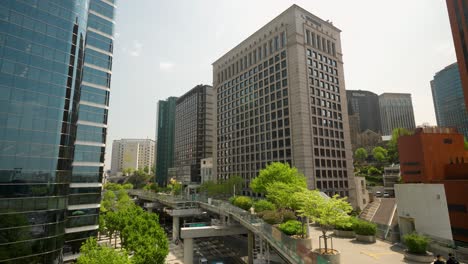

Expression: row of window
xmin=305 ymin=29 xmax=336 ymax=57
xmin=217 ymin=32 xmax=287 ymax=84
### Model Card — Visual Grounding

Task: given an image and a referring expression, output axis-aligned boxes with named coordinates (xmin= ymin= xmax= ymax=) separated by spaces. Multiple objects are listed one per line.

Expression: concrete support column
xmin=248 ymin=230 xmax=255 ymax=264
xmin=183 ymin=238 xmax=193 ymax=264
xmin=173 ymin=216 xmax=180 ymax=241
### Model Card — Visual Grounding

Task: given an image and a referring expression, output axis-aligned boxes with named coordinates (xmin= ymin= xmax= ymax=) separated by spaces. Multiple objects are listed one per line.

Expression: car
xmin=383 ymin=192 xmax=390 ymax=198
xmin=375 ymin=191 xmax=382 ymax=197
xmin=199 ymin=257 xmax=208 ymax=264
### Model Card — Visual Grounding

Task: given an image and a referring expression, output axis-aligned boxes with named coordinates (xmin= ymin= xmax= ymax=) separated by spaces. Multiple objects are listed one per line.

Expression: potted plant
xmin=278 ymin=219 xmax=312 ymax=251
xmin=353 ymin=219 xmax=377 ymax=243
xmin=403 ymin=233 xmax=434 ymax=263
xmin=296 ymin=190 xmax=353 ymax=264
xmin=333 ymin=217 xmax=356 ymax=238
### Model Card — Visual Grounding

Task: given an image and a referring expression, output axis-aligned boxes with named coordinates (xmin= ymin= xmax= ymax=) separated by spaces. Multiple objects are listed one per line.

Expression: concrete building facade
xmin=431 ymin=62 xmax=468 ymax=138
xmin=379 ymin=93 xmax=416 ymax=136
xmin=383 ymin=164 xmax=400 ymax=197
xmin=395 ymin=184 xmax=454 ymax=244
xmin=155 ymin=97 xmax=177 ymax=186
xmin=346 ymin=90 xmax=381 ymax=133
xmin=212 ymin=5 xmax=356 ymax=203
xmin=174 ymin=85 xmax=215 ymax=184
xmin=446 ymin=0 xmax=468 ymax=108
xmin=398 ymin=127 xmax=468 ymax=243
xmin=201 ymin=158 xmax=214 ymax=184
xmin=110 ymin=139 xmax=156 ymax=175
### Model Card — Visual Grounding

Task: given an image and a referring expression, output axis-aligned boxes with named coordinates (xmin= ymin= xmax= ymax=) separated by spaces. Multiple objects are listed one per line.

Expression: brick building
xmin=398 ymin=127 xmax=468 ymax=243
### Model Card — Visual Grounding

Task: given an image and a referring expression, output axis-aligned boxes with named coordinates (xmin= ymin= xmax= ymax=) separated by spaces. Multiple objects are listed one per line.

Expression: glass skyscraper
xmin=431 ymin=62 xmax=468 ymax=138
xmin=155 ymin=97 xmax=177 ymax=187
xmin=0 ymin=0 xmax=115 ymax=263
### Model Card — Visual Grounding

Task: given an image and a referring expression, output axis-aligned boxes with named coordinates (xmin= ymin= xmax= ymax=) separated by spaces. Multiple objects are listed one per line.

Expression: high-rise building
xmin=446 ymin=0 xmax=468 ymax=108
xmin=155 ymin=97 xmax=177 ymax=186
xmin=431 ymin=63 xmax=468 ymax=138
xmin=379 ymin=93 xmax=416 ymax=136
xmin=346 ymin=90 xmax=381 ymax=133
xmin=0 ymin=0 xmax=115 ymax=262
xmin=212 ymin=5 xmax=356 ymax=203
xmin=398 ymin=127 xmax=468 ymax=243
xmin=110 ymin=139 xmax=156 ymax=175
xmin=174 ymin=85 xmax=215 ymax=184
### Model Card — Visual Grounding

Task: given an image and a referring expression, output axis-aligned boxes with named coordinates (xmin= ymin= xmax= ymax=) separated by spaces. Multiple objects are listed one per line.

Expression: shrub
xmin=232 ymin=196 xmax=253 ymax=211
xmin=281 ymin=210 xmax=297 ymax=223
xmin=228 ymin=196 xmax=236 ymax=204
xmin=403 ymin=233 xmax=429 ymax=254
xmin=253 ymin=200 xmax=276 ymax=213
xmin=262 ymin=210 xmax=282 ymax=225
xmin=335 ymin=217 xmax=356 ymax=231
xmin=353 ymin=219 xmax=377 ymax=236
xmin=279 ymin=220 xmax=305 ymax=236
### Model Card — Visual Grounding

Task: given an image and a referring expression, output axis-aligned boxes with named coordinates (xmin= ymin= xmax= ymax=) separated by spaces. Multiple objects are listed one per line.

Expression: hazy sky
xmin=105 ymin=0 xmax=456 ymax=168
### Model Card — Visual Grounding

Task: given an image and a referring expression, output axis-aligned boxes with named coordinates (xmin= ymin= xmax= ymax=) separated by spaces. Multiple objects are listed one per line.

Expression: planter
xmin=333 ymin=229 xmax=355 ymax=238
xmin=309 ymin=249 xmax=341 ymax=264
xmin=355 ymin=234 xmax=376 ymax=243
xmin=296 ymin=237 xmax=313 ymax=250
xmin=403 ymin=251 xmax=434 ymax=263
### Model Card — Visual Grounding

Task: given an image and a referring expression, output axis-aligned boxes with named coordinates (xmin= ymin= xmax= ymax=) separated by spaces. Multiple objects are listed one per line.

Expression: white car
xmin=383 ymin=192 xmax=390 ymax=198
xmin=375 ymin=191 xmax=382 ymax=197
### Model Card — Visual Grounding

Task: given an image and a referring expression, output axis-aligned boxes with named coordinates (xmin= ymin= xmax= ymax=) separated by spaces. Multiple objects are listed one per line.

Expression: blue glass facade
xmin=0 ymin=0 xmax=115 ymax=262
xmin=431 ymin=62 xmax=468 ymax=138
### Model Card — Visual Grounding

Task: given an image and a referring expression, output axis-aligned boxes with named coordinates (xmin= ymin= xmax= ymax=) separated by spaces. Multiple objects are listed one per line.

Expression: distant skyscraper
xmin=446 ymin=0 xmax=468 ymax=108
xmin=346 ymin=90 xmax=381 ymax=133
xmin=110 ymin=139 xmax=156 ymax=175
xmin=213 ymin=5 xmax=357 ymax=204
xmin=379 ymin=93 xmax=416 ymax=136
xmin=174 ymin=85 xmax=215 ymax=184
xmin=431 ymin=63 xmax=468 ymax=138
xmin=155 ymin=97 xmax=177 ymax=186
xmin=0 ymin=0 xmax=115 ymax=262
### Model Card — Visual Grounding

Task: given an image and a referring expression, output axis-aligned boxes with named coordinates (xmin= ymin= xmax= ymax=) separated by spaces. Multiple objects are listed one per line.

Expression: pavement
xmin=308 ymin=226 xmax=430 ymax=264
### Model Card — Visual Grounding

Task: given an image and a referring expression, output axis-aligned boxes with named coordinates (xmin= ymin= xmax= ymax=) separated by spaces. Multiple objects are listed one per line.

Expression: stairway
xmin=360 ymin=198 xmax=381 ymax=222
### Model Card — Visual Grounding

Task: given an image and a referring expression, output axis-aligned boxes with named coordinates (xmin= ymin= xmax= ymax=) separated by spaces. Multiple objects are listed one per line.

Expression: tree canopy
xmin=266 ymin=181 xmax=306 ymax=210
xmin=250 ymin=162 xmax=307 ymax=194
xmin=354 ymin=148 xmax=368 ymax=164
xmin=295 ymin=190 xmax=352 ymax=252
xmin=77 ymin=237 xmax=131 ymax=264
xmin=372 ymin=146 xmax=388 ymax=163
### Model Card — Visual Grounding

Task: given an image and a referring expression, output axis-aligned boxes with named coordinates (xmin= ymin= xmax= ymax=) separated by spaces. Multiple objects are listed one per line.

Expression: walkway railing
xmin=130 ymin=190 xmax=328 ymax=264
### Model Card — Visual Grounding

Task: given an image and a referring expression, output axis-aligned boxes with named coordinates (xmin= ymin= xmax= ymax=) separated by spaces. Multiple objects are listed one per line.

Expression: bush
xmin=228 ymin=196 xmax=236 ymax=204
xmin=281 ymin=210 xmax=297 ymax=222
xmin=232 ymin=196 xmax=253 ymax=211
xmin=403 ymin=233 xmax=429 ymax=254
xmin=353 ymin=219 xmax=377 ymax=236
xmin=253 ymin=200 xmax=276 ymax=213
xmin=335 ymin=217 xmax=356 ymax=231
xmin=262 ymin=210 xmax=282 ymax=225
xmin=279 ymin=220 xmax=305 ymax=236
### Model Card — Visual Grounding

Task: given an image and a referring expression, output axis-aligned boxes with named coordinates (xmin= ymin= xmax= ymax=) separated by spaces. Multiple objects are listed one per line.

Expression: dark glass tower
xmin=155 ymin=97 xmax=177 ymax=187
xmin=0 ymin=0 xmax=115 ymax=263
xmin=431 ymin=62 xmax=468 ymax=138
xmin=346 ymin=90 xmax=381 ymax=133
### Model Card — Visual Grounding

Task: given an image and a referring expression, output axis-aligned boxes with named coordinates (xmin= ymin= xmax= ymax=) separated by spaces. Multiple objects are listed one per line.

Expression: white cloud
xmin=159 ymin=62 xmax=175 ymax=71
xmin=129 ymin=40 xmax=143 ymax=57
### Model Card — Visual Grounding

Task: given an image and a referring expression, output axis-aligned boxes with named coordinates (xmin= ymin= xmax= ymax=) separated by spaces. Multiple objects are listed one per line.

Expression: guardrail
xmin=129 ymin=190 xmax=327 ymax=264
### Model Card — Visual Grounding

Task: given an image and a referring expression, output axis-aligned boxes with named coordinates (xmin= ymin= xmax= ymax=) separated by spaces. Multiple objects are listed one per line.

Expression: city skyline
xmin=105 ymin=0 xmax=456 ymax=169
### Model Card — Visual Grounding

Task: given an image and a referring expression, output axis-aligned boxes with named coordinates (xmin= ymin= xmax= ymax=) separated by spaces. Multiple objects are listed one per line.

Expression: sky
xmin=106 ymin=0 xmax=456 ymax=169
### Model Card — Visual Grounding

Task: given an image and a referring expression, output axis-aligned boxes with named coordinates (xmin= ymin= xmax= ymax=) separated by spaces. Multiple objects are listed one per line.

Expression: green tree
xmin=122 ymin=168 xmax=134 ymax=176
xmin=266 ymin=182 xmax=305 ymax=210
xmin=77 ymin=237 xmax=131 ymax=264
xmin=387 ymin=128 xmax=412 ymax=163
xmin=296 ymin=190 xmax=352 ymax=253
xmin=127 ymin=169 xmax=152 ymax=189
xmin=464 ymin=137 xmax=468 ymax=150
xmin=354 ymin=148 xmax=368 ymax=164
xmin=226 ymin=175 xmax=243 ymax=196
xmin=250 ymin=162 xmax=307 ymax=194
xmin=372 ymin=146 xmax=388 ymax=163
xmin=104 ymin=182 xmax=124 ymax=191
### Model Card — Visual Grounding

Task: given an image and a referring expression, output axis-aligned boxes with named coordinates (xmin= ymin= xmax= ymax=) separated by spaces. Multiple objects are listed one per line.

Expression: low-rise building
xmin=201 ymin=158 xmax=214 ymax=183
xmin=383 ymin=165 xmax=400 ymax=197
xmin=354 ymin=176 xmax=370 ymax=211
